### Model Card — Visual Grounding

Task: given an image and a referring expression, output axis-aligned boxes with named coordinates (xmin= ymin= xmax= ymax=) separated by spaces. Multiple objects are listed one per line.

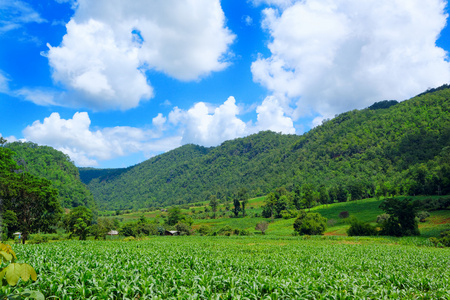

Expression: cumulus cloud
xmin=20 ymin=94 xmax=296 ymax=166
xmin=46 ymin=0 xmax=235 ymax=110
xmin=255 ymin=96 xmax=295 ymax=134
xmin=252 ymin=0 xmax=450 ymax=120
xmin=23 ymin=112 xmax=182 ymax=166
xmin=166 ymin=96 xmax=295 ymax=146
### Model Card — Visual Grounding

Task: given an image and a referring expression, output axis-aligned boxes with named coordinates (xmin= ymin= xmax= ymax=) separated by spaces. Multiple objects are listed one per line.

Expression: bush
xmin=175 ymin=222 xmax=192 ymax=236
xmin=339 ymin=211 xmax=349 ymax=219
xmin=196 ymin=225 xmax=210 ymax=236
xmin=216 ymin=225 xmax=233 ymax=236
xmin=255 ymin=221 xmax=269 ymax=235
xmin=327 ymin=219 xmax=337 ymax=227
xmin=346 ymin=217 xmax=378 ymax=236
xmin=417 ymin=211 xmax=430 ymax=222
xmin=293 ymin=212 xmax=327 ymax=235
xmin=376 ymin=213 xmax=390 ymax=223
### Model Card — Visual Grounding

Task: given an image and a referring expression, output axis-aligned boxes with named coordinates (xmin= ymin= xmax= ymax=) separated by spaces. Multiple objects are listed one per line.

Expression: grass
xmin=86 ymin=196 xmax=450 ymax=238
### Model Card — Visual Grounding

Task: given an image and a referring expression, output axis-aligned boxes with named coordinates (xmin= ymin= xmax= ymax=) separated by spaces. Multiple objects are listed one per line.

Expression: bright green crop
xmin=6 ymin=237 xmax=450 ymax=299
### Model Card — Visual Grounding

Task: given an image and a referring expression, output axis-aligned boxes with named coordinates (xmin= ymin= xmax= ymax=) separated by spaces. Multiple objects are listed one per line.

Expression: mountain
xmin=81 ymin=86 xmax=450 ymax=210
xmin=6 ymin=142 xmax=95 ymax=209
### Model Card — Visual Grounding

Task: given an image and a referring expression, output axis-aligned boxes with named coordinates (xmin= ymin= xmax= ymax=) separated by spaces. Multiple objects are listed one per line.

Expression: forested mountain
xmin=81 ymin=86 xmax=450 ymax=210
xmin=6 ymin=142 xmax=95 ymax=208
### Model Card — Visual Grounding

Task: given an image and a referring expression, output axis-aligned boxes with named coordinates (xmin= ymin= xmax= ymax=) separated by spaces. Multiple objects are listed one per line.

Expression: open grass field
xmin=4 ymin=236 xmax=450 ymax=299
xmin=107 ymin=196 xmax=450 ymax=238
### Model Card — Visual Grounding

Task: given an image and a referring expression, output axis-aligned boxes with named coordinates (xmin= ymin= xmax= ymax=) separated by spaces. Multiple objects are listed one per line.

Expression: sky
xmin=1 ymin=0 xmax=450 ymax=168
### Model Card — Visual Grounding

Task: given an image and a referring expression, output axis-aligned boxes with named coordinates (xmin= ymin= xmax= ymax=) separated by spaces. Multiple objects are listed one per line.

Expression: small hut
xmin=164 ymin=230 xmax=179 ymax=236
xmin=107 ymin=230 xmax=119 ymax=236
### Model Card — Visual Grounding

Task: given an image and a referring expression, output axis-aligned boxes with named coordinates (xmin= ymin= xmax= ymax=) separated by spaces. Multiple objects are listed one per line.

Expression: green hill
xmin=81 ymin=86 xmax=450 ymax=210
xmin=6 ymin=142 xmax=95 ymax=209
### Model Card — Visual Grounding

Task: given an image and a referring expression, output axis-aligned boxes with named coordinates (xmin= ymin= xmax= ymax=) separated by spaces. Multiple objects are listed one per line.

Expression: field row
xmin=4 ymin=237 xmax=450 ymax=299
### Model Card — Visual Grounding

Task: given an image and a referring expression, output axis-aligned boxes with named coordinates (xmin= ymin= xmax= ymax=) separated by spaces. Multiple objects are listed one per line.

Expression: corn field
xmin=3 ymin=236 xmax=450 ymax=299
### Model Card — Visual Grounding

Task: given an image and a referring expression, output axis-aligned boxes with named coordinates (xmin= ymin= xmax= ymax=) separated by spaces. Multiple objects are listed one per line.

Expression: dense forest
xmin=80 ymin=86 xmax=450 ymax=210
xmin=5 ymin=142 xmax=95 ymax=209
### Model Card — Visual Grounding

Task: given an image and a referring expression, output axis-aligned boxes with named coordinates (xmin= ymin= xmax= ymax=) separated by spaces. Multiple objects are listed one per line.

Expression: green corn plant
xmin=0 ymin=243 xmax=43 ymax=300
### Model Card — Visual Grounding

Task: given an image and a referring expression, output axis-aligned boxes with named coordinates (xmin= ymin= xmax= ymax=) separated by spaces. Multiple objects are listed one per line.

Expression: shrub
xmin=417 ymin=211 xmax=430 ymax=222
xmin=346 ymin=217 xmax=378 ymax=236
xmin=196 ymin=225 xmax=210 ymax=236
xmin=255 ymin=221 xmax=269 ymax=235
xmin=327 ymin=219 xmax=337 ymax=227
xmin=376 ymin=213 xmax=390 ymax=223
xmin=339 ymin=211 xmax=349 ymax=219
xmin=216 ymin=225 xmax=233 ymax=236
xmin=175 ymin=222 xmax=192 ymax=236
xmin=293 ymin=212 xmax=327 ymax=235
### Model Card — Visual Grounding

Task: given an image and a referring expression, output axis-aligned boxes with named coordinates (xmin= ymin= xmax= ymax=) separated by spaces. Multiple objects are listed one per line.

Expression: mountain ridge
xmin=80 ymin=86 xmax=450 ymax=210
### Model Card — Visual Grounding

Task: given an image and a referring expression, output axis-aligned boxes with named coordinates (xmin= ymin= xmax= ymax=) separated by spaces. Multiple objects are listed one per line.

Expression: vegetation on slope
xmin=6 ymin=142 xmax=95 ymax=208
xmin=81 ymin=86 xmax=450 ymax=210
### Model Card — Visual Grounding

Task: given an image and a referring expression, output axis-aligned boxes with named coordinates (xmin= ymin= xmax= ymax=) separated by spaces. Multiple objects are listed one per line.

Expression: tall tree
xmin=209 ymin=195 xmax=218 ymax=219
xmin=64 ymin=206 xmax=93 ymax=240
xmin=1 ymin=140 xmax=62 ymax=243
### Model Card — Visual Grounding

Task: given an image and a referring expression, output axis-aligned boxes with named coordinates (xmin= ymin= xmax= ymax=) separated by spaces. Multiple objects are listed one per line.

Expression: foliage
xmin=430 ymin=230 xmax=450 ymax=247
xmin=63 ymin=206 xmax=93 ymax=240
xmin=293 ymin=212 xmax=327 ymax=235
xmin=79 ymin=86 xmax=450 ymax=210
xmin=255 ymin=221 xmax=269 ymax=234
xmin=376 ymin=213 xmax=390 ymax=224
xmin=346 ymin=217 xmax=378 ymax=236
xmin=0 ymin=243 xmax=43 ymax=300
xmin=1 ymin=146 xmax=62 ymax=243
xmin=9 ymin=238 xmax=450 ymax=299
xmin=379 ymin=198 xmax=420 ymax=237
xmin=5 ymin=142 xmax=94 ymax=209
xmin=417 ymin=211 xmax=430 ymax=222
xmin=338 ymin=211 xmax=349 ymax=219
xmin=175 ymin=222 xmax=192 ymax=236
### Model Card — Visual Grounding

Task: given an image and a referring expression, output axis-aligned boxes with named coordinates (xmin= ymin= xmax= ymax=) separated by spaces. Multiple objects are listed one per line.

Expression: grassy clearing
xmin=99 ymin=196 xmax=450 ymax=238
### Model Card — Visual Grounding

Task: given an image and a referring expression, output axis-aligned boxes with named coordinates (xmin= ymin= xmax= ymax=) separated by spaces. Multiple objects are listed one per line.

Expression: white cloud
xmin=0 ymin=71 xmax=9 ymax=93
xmin=46 ymin=0 xmax=235 ymax=110
xmin=20 ymin=95 xmax=296 ymax=166
xmin=152 ymin=113 xmax=167 ymax=130
xmin=255 ymin=96 xmax=295 ymax=133
xmin=22 ymin=112 xmax=182 ymax=166
xmin=178 ymin=96 xmax=247 ymax=146
xmin=252 ymin=0 xmax=450 ymax=120
xmin=0 ymin=0 xmax=46 ymax=33
xmin=167 ymin=96 xmax=295 ymax=146
xmin=15 ymin=88 xmax=58 ymax=106
xmin=252 ymin=0 xmax=295 ymax=9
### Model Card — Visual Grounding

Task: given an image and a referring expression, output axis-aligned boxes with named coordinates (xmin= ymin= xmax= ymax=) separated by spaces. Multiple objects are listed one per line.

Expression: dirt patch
xmin=324 ymin=230 xmax=346 ymax=236
xmin=337 ymin=240 xmax=362 ymax=245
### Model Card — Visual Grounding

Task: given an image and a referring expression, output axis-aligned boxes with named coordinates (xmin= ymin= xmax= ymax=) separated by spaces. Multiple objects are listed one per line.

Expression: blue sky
xmin=1 ymin=0 xmax=450 ymax=168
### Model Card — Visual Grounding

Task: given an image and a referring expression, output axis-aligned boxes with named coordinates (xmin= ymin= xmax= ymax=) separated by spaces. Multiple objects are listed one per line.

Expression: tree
xmin=209 ymin=195 xmax=218 ymax=219
xmin=3 ymin=173 xmax=62 ymax=244
xmin=301 ymin=184 xmax=315 ymax=210
xmin=255 ymin=221 xmax=269 ymax=235
xmin=64 ymin=206 xmax=93 ymax=240
xmin=233 ymin=198 xmax=241 ymax=217
xmin=238 ymin=188 xmax=249 ymax=217
xmin=379 ymin=198 xmax=420 ymax=236
xmin=293 ymin=212 xmax=327 ymax=235
xmin=1 ymin=140 xmax=62 ymax=243
xmin=166 ymin=207 xmax=183 ymax=226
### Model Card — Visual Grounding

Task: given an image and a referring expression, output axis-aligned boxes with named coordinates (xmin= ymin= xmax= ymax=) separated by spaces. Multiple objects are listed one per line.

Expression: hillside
xmin=81 ymin=86 xmax=450 ymax=210
xmin=6 ymin=142 xmax=95 ymax=208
